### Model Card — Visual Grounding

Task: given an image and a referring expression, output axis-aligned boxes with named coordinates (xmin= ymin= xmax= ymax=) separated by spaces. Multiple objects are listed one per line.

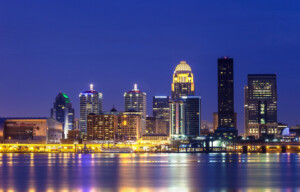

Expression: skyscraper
xmin=171 ymin=61 xmax=195 ymax=100
xmin=79 ymin=84 xmax=103 ymax=135
xmin=153 ymin=96 xmax=170 ymax=133
xmin=183 ymin=96 xmax=201 ymax=137
xmin=170 ymin=96 xmax=201 ymax=138
xmin=215 ymin=57 xmax=237 ymax=138
xmin=124 ymin=84 xmax=146 ymax=134
xmin=51 ymin=92 xmax=74 ymax=138
xmin=244 ymin=74 xmax=277 ymax=138
xmin=170 ymin=100 xmax=185 ymax=137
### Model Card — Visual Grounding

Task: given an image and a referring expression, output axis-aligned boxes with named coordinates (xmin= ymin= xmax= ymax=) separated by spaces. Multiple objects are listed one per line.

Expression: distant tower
xmin=215 ymin=57 xmax=237 ymax=138
xmin=51 ymin=92 xmax=74 ymax=138
xmin=124 ymin=84 xmax=146 ymax=135
xmin=171 ymin=61 xmax=195 ymax=100
xmin=79 ymin=84 xmax=103 ymax=135
xmin=245 ymin=74 xmax=277 ymax=138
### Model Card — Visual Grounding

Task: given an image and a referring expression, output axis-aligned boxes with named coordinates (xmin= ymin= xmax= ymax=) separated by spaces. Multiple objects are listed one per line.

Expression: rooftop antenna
xmin=133 ymin=83 xmax=138 ymax=91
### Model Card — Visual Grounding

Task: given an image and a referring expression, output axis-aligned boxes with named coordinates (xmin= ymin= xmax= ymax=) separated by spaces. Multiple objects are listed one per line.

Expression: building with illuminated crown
xmin=51 ymin=92 xmax=74 ymax=138
xmin=124 ymin=84 xmax=146 ymax=135
xmin=79 ymin=84 xmax=103 ymax=135
xmin=171 ymin=61 xmax=195 ymax=100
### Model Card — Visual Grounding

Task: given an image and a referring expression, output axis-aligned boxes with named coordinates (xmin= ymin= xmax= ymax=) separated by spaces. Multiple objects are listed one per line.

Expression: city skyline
xmin=0 ymin=1 xmax=300 ymax=134
xmin=1 ymin=1 xmax=300 ymax=191
xmin=0 ymin=59 xmax=296 ymax=134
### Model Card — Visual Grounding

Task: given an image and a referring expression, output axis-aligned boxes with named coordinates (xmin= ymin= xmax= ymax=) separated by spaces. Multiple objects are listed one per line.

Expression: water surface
xmin=0 ymin=153 xmax=299 ymax=191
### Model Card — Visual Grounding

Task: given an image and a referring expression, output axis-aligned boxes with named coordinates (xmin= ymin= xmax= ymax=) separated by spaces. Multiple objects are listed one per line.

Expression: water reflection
xmin=0 ymin=153 xmax=300 ymax=191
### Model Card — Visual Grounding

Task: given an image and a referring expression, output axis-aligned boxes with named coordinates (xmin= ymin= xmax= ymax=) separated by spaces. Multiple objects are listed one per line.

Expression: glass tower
xmin=170 ymin=96 xmax=201 ymax=138
xmin=51 ymin=92 xmax=74 ymax=138
xmin=153 ymin=96 xmax=170 ymax=124
xmin=215 ymin=57 xmax=237 ymax=138
xmin=79 ymin=84 xmax=103 ymax=135
xmin=183 ymin=96 xmax=201 ymax=137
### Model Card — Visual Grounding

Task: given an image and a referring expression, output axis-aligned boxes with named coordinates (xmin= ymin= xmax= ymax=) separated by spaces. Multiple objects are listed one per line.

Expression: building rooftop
xmin=174 ymin=61 xmax=192 ymax=72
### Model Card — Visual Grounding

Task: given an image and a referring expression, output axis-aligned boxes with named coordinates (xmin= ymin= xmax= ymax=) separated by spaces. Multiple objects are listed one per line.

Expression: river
xmin=0 ymin=153 xmax=299 ymax=191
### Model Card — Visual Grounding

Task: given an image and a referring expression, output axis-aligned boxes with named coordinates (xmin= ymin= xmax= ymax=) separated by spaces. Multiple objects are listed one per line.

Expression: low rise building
xmin=140 ymin=133 xmax=169 ymax=145
xmin=0 ymin=118 xmax=62 ymax=144
xmin=87 ymin=112 xmax=141 ymax=141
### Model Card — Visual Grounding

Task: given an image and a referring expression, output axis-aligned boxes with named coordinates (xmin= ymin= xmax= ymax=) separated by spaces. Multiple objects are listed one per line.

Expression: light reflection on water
xmin=0 ymin=153 xmax=300 ymax=191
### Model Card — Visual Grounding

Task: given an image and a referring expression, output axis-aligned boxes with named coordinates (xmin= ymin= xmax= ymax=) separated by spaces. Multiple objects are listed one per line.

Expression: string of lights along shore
xmin=2 ymin=57 xmax=291 ymax=145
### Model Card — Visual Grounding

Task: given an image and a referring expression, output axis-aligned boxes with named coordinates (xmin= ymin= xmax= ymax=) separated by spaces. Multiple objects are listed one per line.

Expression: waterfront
xmin=1 ymin=153 xmax=300 ymax=191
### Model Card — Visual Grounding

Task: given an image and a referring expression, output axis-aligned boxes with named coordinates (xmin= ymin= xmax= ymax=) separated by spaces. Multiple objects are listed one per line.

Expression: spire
xmin=90 ymin=84 xmax=94 ymax=91
xmin=133 ymin=83 xmax=138 ymax=91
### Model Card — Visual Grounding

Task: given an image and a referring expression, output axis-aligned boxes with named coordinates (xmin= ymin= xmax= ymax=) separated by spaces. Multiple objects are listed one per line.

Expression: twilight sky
xmin=0 ymin=1 xmax=299 ymax=133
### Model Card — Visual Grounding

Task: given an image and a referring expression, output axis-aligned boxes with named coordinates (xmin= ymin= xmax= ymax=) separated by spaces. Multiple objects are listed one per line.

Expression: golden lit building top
xmin=174 ymin=61 xmax=192 ymax=72
xmin=172 ymin=61 xmax=195 ymax=99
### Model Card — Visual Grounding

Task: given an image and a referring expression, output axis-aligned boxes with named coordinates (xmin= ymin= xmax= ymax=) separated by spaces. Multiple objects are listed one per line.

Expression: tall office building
xmin=153 ymin=96 xmax=170 ymax=120
xmin=171 ymin=61 xmax=195 ymax=100
xmin=170 ymin=96 xmax=201 ymax=138
xmin=153 ymin=96 xmax=170 ymax=133
xmin=51 ymin=92 xmax=75 ymax=138
xmin=124 ymin=84 xmax=146 ymax=134
xmin=244 ymin=74 xmax=277 ymax=138
xmin=215 ymin=57 xmax=237 ymax=138
xmin=79 ymin=84 xmax=103 ymax=135
xmin=183 ymin=96 xmax=201 ymax=137
xmin=170 ymin=100 xmax=185 ymax=137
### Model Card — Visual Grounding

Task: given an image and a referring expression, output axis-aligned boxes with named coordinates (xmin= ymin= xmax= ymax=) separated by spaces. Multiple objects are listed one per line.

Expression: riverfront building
xmin=87 ymin=113 xmax=141 ymax=141
xmin=0 ymin=118 xmax=62 ymax=144
xmin=244 ymin=74 xmax=278 ymax=138
xmin=215 ymin=57 xmax=238 ymax=138
xmin=79 ymin=84 xmax=103 ymax=135
xmin=51 ymin=92 xmax=74 ymax=138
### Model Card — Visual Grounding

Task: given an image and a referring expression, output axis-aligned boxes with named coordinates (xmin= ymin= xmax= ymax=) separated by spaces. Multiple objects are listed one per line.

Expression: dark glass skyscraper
xmin=153 ymin=96 xmax=170 ymax=135
xmin=153 ymin=96 xmax=170 ymax=122
xmin=170 ymin=96 xmax=201 ymax=138
xmin=51 ymin=92 xmax=74 ymax=138
xmin=183 ymin=96 xmax=201 ymax=137
xmin=215 ymin=57 xmax=237 ymax=137
xmin=244 ymin=74 xmax=277 ymax=138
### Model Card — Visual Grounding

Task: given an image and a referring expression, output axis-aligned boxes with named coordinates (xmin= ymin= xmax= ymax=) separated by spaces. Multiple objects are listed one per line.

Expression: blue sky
xmin=0 ymin=1 xmax=299 ymax=133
